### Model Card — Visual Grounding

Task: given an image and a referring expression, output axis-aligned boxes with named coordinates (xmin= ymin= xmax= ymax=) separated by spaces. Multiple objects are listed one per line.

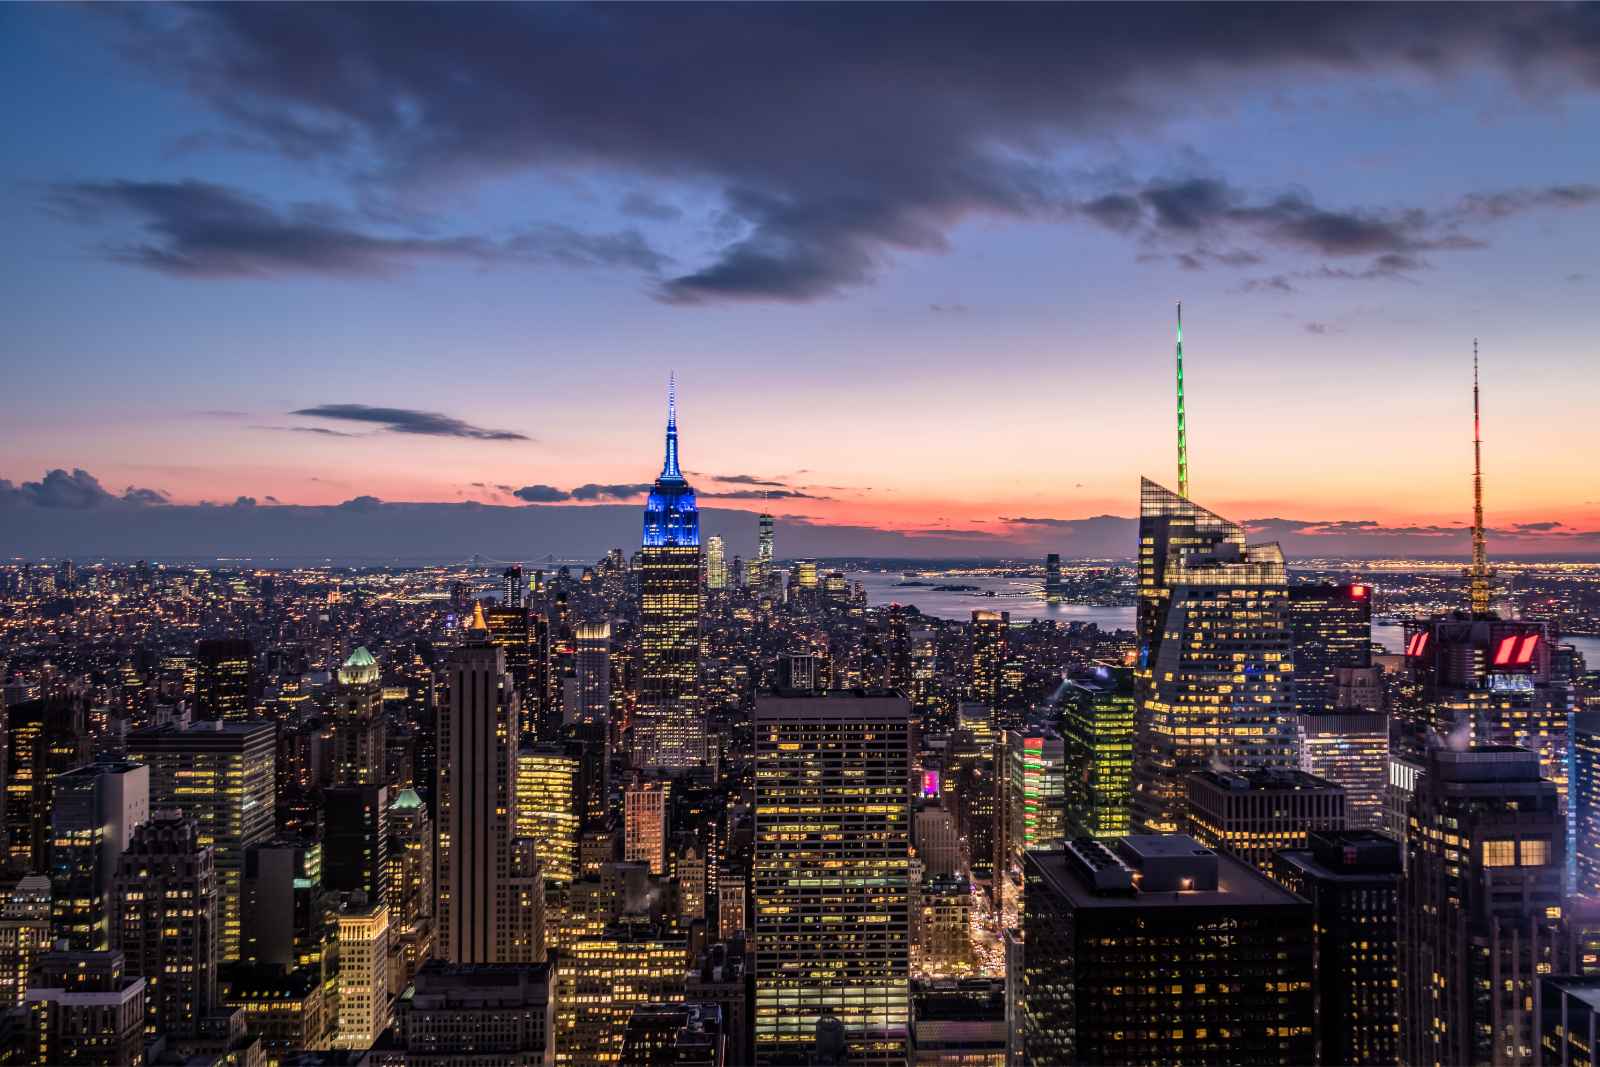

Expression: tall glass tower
xmin=1131 ymin=478 xmax=1296 ymax=833
xmin=637 ymin=378 xmax=704 ymax=768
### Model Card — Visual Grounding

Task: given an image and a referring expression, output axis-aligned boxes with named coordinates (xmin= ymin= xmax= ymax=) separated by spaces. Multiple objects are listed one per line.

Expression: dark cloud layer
xmin=50 ymin=179 xmax=667 ymax=279
xmin=291 ymin=403 xmax=528 ymax=441
xmin=0 ymin=468 xmax=167 ymax=510
xmin=89 ymin=3 xmax=1600 ymax=301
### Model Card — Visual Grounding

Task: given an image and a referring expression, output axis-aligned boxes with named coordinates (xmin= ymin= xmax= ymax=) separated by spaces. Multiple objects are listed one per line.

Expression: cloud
xmin=1303 ymin=322 xmax=1342 ymax=335
xmin=702 ymin=488 xmax=830 ymax=500
xmin=290 ymin=403 xmax=528 ymax=441
xmin=702 ymin=473 xmax=789 ymax=488
xmin=49 ymin=179 xmax=667 ymax=278
xmin=0 ymin=468 xmax=167 ymax=510
xmin=514 ymin=484 xmax=572 ymax=503
xmin=620 ymin=191 xmax=683 ymax=222
xmin=256 ymin=424 xmax=361 ymax=437
xmin=94 ymin=4 xmax=1600 ymax=303
xmin=569 ymin=483 xmax=655 ymax=501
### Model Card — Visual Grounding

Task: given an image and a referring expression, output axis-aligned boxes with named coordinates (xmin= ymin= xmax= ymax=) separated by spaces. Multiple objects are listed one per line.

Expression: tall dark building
xmin=636 ymin=379 xmax=703 ymax=769
xmin=24 ymin=949 xmax=147 ymax=1067
xmin=1043 ymin=553 xmax=1063 ymax=602
xmin=1272 ymin=830 xmax=1402 ymax=1066
xmin=5 ymin=697 xmax=88 ymax=872
xmin=437 ymin=612 xmax=521 ymax=963
xmin=1576 ymin=712 xmax=1600 ymax=896
xmin=1288 ymin=582 xmax=1372 ymax=715
xmin=966 ymin=610 xmax=1008 ymax=710
xmin=1133 ymin=480 xmax=1296 ymax=834
xmin=323 ymin=784 xmax=388 ymax=904
xmin=753 ymin=692 xmax=911 ymax=1065
xmin=47 ymin=760 xmax=149 ymax=950
xmin=1021 ymin=835 xmax=1314 ymax=1065
xmin=502 ymin=564 xmax=525 ymax=609
xmin=110 ymin=811 xmax=218 ymax=1039
xmin=1401 ymin=744 xmax=1564 ymax=1067
xmin=1541 ymin=976 xmax=1600 ymax=1067
xmin=194 ymin=638 xmax=255 ymax=721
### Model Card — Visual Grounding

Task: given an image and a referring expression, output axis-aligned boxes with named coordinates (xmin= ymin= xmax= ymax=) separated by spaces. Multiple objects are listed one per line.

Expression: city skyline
xmin=4 ymin=5 xmax=1599 ymax=560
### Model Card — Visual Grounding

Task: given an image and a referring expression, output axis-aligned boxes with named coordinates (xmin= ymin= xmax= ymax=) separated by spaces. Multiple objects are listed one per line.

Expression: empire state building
xmin=635 ymin=377 xmax=704 ymax=768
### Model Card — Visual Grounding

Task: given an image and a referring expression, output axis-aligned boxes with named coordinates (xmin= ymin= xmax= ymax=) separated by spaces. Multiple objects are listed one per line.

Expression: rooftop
xmin=1029 ymin=834 xmax=1302 ymax=911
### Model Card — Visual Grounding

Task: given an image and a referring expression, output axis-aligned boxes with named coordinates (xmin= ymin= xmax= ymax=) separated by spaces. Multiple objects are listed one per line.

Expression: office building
xmin=686 ymin=940 xmax=751 ymax=1067
xmin=1541 ymin=976 xmax=1600 ymax=1067
xmin=1297 ymin=710 xmax=1388 ymax=831
xmin=908 ymin=979 xmax=1005 ymax=1066
xmin=219 ymin=964 xmax=329 ymax=1061
xmin=1021 ymin=835 xmax=1314 ymax=1065
xmin=240 ymin=839 xmax=329 ymax=975
xmin=619 ymin=1002 xmax=725 ymax=1066
xmin=636 ymin=381 xmax=704 ymax=769
xmin=1132 ymin=479 xmax=1296 ymax=834
xmin=194 ymin=638 xmax=255 ymax=721
xmin=757 ymin=513 xmax=775 ymax=589
xmin=111 ymin=811 xmax=218 ymax=1039
xmin=394 ymin=960 xmax=553 ymax=1065
xmin=25 ymin=949 xmax=147 ymax=1067
xmin=484 ymin=603 xmax=537 ymax=722
xmin=1185 ymin=768 xmax=1346 ymax=874
xmin=625 ymin=778 xmax=670 ymax=876
xmin=515 ymin=746 xmax=580 ymax=886
xmin=330 ymin=647 xmax=386 ymax=786
xmin=437 ymin=617 xmax=521 ymax=964
xmin=1577 ymin=712 xmax=1600 ymax=896
xmin=1060 ymin=664 xmax=1136 ymax=839
xmin=128 ymin=720 xmax=275 ymax=961
xmin=995 ymin=730 xmax=1065 ymax=881
xmin=1043 ymin=554 xmax=1063 ymax=603
xmin=1289 ymin=583 xmax=1372 ymax=715
xmin=334 ymin=898 xmax=389 ymax=1051
xmin=1272 ymin=830 xmax=1402 ymax=1066
xmin=48 ymin=759 xmax=149 ymax=949
xmin=5 ymin=697 xmax=88 ymax=872
xmin=1401 ymin=744 xmax=1564 ymax=1066
xmin=574 ymin=621 xmax=611 ymax=726
xmin=502 ymin=564 xmax=525 ymax=609
xmin=324 ymin=783 xmax=388 ymax=905
xmin=913 ymin=804 xmax=961 ymax=878
xmin=753 ymin=692 xmax=911 ymax=1065
xmin=0 ymin=876 xmax=52 ymax=1009
xmin=554 ymin=921 xmax=687 ymax=1065
xmin=913 ymin=875 xmax=972 ymax=975
xmin=706 ymin=535 xmax=728 ymax=591
xmin=506 ymin=839 xmax=546 ymax=965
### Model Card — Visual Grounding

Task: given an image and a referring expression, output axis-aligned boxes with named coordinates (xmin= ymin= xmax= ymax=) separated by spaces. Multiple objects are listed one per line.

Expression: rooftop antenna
xmin=1468 ymin=340 xmax=1493 ymax=616
xmin=1176 ymin=300 xmax=1189 ymax=497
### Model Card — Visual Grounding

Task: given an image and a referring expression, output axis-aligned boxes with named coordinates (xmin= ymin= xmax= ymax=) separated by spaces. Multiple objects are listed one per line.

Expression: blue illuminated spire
xmin=661 ymin=371 xmax=682 ymax=480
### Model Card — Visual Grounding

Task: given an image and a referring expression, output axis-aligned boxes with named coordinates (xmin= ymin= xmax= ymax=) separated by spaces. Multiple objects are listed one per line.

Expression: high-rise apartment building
xmin=1401 ymin=744 xmax=1564 ymax=1066
xmin=1021 ymin=835 xmax=1314 ymax=1065
xmin=1185 ymin=768 xmax=1346 ymax=874
xmin=1272 ymin=830 xmax=1402 ymax=1067
xmin=437 ymin=620 xmax=520 ymax=963
xmin=48 ymin=759 xmax=149 ymax=949
xmin=706 ymin=535 xmax=727 ymax=591
xmin=753 ymin=692 xmax=911 ymax=1065
xmin=1288 ymin=583 xmax=1373 ymax=715
xmin=636 ymin=382 xmax=704 ymax=768
xmin=1060 ymin=664 xmax=1135 ymax=839
xmin=1132 ymin=479 xmax=1296 ymax=833
xmin=330 ymin=647 xmax=386 ymax=786
xmin=625 ymin=778 xmax=670 ymax=876
xmin=128 ymin=720 xmax=275 ymax=961
xmin=110 ymin=811 xmax=217 ymax=1039
xmin=194 ymin=638 xmax=255 ymax=721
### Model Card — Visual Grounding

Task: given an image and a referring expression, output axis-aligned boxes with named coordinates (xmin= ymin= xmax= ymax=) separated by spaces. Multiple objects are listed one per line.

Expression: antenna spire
xmin=661 ymin=372 xmax=682 ymax=480
xmin=1176 ymin=300 xmax=1189 ymax=498
xmin=1468 ymin=340 xmax=1492 ymax=616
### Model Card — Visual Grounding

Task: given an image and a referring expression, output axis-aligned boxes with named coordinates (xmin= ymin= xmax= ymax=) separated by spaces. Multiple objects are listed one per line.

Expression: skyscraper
xmin=573 ymin=621 xmax=611 ymax=726
xmin=502 ymin=564 xmax=525 ymax=609
xmin=110 ymin=810 xmax=218 ymax=1039
xmin=1184 ymin=767 xmax=1346 ymax=874
xmin=437 ymin=614 xmax=521 ymax=963
xmin=636 ymin=378 xmax=704 ymax=768
xmin=48 ymin=760 xmax=149 ymax=950
xmin=966 ymin=610 xmax=1008 ymax=711
xmin=1401 ymin=744 xmax=1564 ymax=1066
xmin=330 ymin=647 xmax=386 ymax=786
xmin=706 ymin=535 xmax=727 ymax=591
xmin=995 ymin=729 xmax=1065 ymax=883
xmin=1576 ymin=712 xmax=1600 ymax=896
xmin=1288 ymin=583 xmax=1372 ymax=716
xmin=624 ymin=778 xmax=670 ymax=876
xmin=753 ymin=692 xmax=911 ymax=1065
xmin=1021 ymin=835 xmax=1314 ymax=1065
xmin=322 ymin=784 xmax=388 ymax=904
xmin=1060 ymin=664 xmax=1136 ymax=840
xmin=1043 ymin=553 xmax=1063 ymax=602
xmin=25 ymin=949 xmax=147 ymax=1067
xmin=194 ymin=638 xmax=255 ymax=721
xmin=515 ymin=746 xmax=580 ymax=886
xmin=128 ymin=720 xmax=275 ymax=962
xmin=757 ymin=513 xmax=775 ymax=589
xmin=1132 ymin=479 xmax=1296 ymax=833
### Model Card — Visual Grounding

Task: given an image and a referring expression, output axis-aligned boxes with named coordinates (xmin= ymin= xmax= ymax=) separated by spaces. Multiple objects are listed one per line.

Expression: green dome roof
xmin=391 ymin=787 xmax=424 ymax=812
xmin=338 ymin=646 xmax=380 ymax=686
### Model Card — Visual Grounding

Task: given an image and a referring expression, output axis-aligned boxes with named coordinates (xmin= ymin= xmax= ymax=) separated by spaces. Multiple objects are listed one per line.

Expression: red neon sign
xmin=1515 ymin=634 xmax=1539 ymax=665
xmin=1350 ymin=585 xmax=1368 ymax=599
xmin=1493 ymin=635 xmax=1517 ymax=666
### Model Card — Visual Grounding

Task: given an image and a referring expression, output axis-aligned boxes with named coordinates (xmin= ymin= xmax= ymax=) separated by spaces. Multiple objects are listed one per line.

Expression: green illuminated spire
xmin=1176 ymin=300 xmax=1189 ymax=498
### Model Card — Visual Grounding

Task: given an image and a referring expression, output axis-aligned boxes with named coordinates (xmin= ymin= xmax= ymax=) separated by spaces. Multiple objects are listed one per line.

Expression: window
xmin=1522 ymin=839 xmax=1551 ymax=867
xmin=1483 ymin=840 xmax=1516 ymax=867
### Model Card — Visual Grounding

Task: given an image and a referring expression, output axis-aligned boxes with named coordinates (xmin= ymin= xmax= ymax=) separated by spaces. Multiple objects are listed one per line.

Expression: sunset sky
xmin=4 ymin=4 xmax=1598 ymax=559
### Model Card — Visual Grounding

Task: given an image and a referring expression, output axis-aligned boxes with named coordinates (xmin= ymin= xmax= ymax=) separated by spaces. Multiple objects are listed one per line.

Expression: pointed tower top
xmin=1176 ymin=300 xmax=1189 ymax=498
xmin=1468 ymin=339 xmax=1493 ymax=617
xmin=661 ymin=372 xmax=683 ymax=480
xmin=469 ymin=599 xmax=488 ymax=632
